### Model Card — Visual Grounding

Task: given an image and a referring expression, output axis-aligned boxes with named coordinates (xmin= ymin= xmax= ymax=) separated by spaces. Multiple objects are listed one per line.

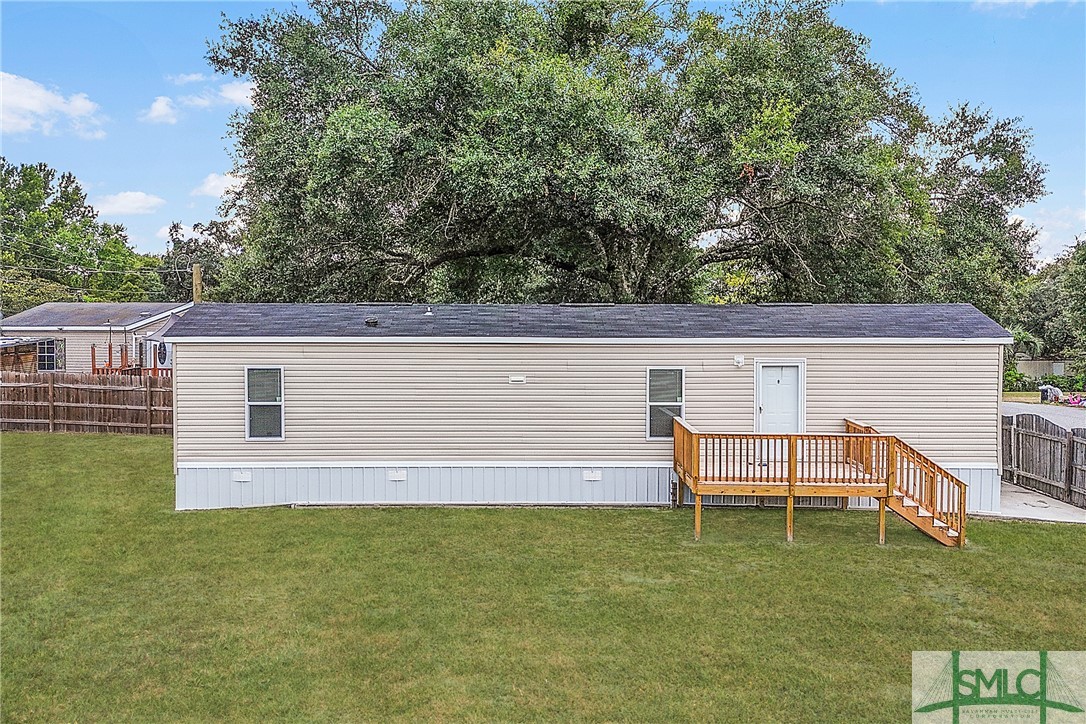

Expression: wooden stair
xmin=673 ymin=417 xmax=968 ymax=546
xmin=887 ymin=493 xmax=962 ymax=547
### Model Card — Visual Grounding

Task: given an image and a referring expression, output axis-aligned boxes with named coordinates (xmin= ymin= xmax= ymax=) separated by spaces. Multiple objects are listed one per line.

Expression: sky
xmin=1 ymin=1 xmax=1084 ymax=261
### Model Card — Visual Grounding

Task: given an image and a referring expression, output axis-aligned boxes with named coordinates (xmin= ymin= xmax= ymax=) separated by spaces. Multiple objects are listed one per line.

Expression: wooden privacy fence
xmin=1 ymin=372 xmax=173 ymax=435
xmin=1002 ymin=413 xmax=1086 ymax=509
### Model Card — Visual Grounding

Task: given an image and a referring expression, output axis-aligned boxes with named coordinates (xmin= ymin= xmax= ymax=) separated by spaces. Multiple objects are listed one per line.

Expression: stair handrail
xmin=892 ymin=438 xmax=968 ymax=542
xmin=845 ymin=418 xmax=967 ymax=545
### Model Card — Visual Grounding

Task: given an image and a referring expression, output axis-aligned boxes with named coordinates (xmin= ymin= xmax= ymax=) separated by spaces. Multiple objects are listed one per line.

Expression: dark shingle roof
xmin=1 ymin=302 xmax=188 ymax=329
xmin=163 ymin=303 xmax=1010 ymax=341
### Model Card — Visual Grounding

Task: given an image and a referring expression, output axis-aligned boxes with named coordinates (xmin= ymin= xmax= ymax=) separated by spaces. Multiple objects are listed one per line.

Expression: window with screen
xmin=246 ymin=367 xmax=284 ymax=439
xmin=647 ymin=368 xmax=683 ymax=439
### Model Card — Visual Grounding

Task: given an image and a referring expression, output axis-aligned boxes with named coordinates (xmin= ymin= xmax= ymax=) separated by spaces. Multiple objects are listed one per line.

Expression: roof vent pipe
xmin=364 ymin=316 xmax=379 ymax=327
xmin=424 ymin=306 xmax=433 ymax=316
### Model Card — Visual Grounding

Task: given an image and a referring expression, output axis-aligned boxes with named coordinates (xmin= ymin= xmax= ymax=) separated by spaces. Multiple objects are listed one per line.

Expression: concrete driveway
xmin=1001 ymin=402 xmax=1086 ymax=429
xmin=996 ymin=482 xmax=1086 ymax=524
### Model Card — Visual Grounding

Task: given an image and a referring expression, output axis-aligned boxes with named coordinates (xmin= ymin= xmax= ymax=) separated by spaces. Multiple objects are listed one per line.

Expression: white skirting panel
xmin=176 ymin=463 xmax=1000 ymax=513
xmin=175 ymin=463 xmax=674 ymax=510
xmin=847 ymin=466 xmax=1000 ymax=514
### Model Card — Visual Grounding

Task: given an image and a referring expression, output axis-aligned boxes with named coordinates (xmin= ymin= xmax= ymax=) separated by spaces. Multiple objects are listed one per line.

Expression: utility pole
xmin=192 ymin=263 xmax=203 ymax=303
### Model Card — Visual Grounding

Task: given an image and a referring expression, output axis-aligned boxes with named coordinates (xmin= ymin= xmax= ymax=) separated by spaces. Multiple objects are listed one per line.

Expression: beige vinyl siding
xmin=173 ymin=342 xmax=1001 ymax=466
xmin=0 ymin=329 xmax=106 ymax=372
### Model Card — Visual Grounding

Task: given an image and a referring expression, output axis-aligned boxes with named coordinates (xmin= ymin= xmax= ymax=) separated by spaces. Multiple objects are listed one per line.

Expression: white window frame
xmin=245 ymin=366 xmax=285 ymax=441
xmin=36 ymin=339 xmax=57 ymax=371
xmin=753 ymin=358 xmax=807 ymax=433
xmin=645 ymin=367 xmax=685 ymax=440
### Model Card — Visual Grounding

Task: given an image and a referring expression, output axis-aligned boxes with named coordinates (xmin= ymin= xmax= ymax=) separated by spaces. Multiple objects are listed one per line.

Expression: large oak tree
xmin=210 ymin=0 xmax=1044 ymax=312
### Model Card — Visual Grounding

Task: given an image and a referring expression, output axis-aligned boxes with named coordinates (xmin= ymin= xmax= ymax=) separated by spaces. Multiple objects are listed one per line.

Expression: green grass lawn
xmin=2 ymin=432 xmax=1084 ymax=721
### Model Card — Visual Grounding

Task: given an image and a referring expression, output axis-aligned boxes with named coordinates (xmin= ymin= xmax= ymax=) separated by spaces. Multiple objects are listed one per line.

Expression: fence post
xmin=1010 ymin=415 xmax=1018 ymax=486
xmin=1066 ymin=430 xmax=1077 ymax=502
xmin=145 ymin=374 xmax=153 ymax=434
xmin=47 ymin=375 xmax=55 ymax=432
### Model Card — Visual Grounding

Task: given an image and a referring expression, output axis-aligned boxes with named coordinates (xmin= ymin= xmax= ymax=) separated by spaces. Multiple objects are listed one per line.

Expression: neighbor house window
xmin=37 ymin=339 xmax=56 ymax=371
xmin=647 ymin=368 xmax=684 ymax=439
xmin=246 ymin=367 xmax=284 ymax=440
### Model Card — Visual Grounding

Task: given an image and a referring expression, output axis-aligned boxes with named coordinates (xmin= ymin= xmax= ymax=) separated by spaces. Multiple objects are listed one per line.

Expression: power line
xmin=0 ymin=276 xmax=170 ymax=299
xmin=3 ymin=234 xmax=95 ymax=257
xmin=0 ymin=264 xmax=191 ymax=276
xmin=1 ymin=232 xmax=161 ymax=260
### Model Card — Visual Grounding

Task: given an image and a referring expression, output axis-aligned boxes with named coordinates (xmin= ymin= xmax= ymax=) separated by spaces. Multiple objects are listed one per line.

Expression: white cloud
xmin=179 ymin=92 xmax=214 ymax=108
xmin=0 ymin=72 xmax=106 ymax=139
xmin=166 ymin=73 xmax=207 ymax=85
xmin=218 ymin=81 xmax=254 ymax=107
xmin=1017 ymin=204 xmax=1086 ymax=262
xmin=179 ymin=80 xmax=254 ymax=110
xmin=94 ymin=191 xmax=166 ymax=215
xmin=973 ymin=0 xmax=1042 ymax=6
xmin=191 ymin=172 xmax=242 ymax=198
xmin=139 ymin=96 xmax=179 ymax=125
xmin=155 ymin=223 xmax=199 ymax=241
xmin=970 ymin=0 xmax=1078 ymax=14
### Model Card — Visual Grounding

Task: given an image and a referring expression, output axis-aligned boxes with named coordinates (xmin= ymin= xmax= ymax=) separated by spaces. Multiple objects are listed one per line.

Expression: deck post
xmin=787 ymin=436 xmax=797 ymax=542
xmin=878 ymin=498 xmax=886 ymax=544
xmin=694 ymin=494 xmax=702 ymax=541
xmin=886 ymin=437 xmax=897 ymax=497
xmin=958 ymin=484 xmax=967 ymax=548
xmin=883 ymin=436 xmax=898 ymax=545
xmin=786 ymin=496 xmax=794 ymax=543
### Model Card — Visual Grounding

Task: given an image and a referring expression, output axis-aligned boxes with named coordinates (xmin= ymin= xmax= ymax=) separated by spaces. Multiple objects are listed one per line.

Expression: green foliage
xmin=732 ymin=98 xmax=808 ymax=169
xmin=1002 ymin=366 xmax=1036 ymax=392
xmin=158 ymin=221 xmax=239 ymax=301
xmin=912 ymin=104 xmax=1046 ymax=320
xmin=206 ymin=0 xmax=1045 ymax=306
xmin=1039 ymin=373 xmax=1086 ymax=393
xmin=1009 ymin=237 xmax=1086 ymax=363
xmin=4 ymin=432 xmax=1085 ymax=720
xmin=1003 ymin=370 xmax=1086 ymax=393
xmin=0 ymin=268 xmax=77 ymax=314
xmin=0 ymin=159 xmax=169 ymax=314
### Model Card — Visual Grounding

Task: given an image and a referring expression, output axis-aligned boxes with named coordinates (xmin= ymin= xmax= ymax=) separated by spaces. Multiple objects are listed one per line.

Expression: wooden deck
xmin=673 ymin=418 xmax=967 ymax=546
xmin=90 ymin=343 xmax=171 ymax=377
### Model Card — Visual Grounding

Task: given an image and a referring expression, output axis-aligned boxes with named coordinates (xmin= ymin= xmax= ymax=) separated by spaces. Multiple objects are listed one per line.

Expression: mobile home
xmin=1 ymin=302 xmax=191 ymax=373
xmin=165 ymin=303 xmax=1009 ymax=527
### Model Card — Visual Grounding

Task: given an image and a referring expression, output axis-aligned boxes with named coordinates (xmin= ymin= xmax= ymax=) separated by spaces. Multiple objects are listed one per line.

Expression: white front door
xmin=757 ymin=364 xmax=803 ymax=434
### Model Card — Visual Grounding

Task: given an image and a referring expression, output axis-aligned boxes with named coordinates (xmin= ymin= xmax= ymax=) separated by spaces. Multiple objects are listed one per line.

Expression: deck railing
xmin=893 ymin=438 xmax=967 ymax=539
xmin=90 ymin=344 xmax=171 ymax=377
xmin=673 ymin=417 xmax=967 ymax=546
xmin=675 ymin=418 xmax=892 ymax=487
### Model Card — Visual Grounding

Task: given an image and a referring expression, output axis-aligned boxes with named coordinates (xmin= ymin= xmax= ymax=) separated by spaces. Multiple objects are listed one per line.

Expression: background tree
xmin=0 ymin=159 xmax=168 ymax=314
xmin=158 ymin=221 xmax=238 ymax=301
xmin=1011 ymin=237 xmax=1086 ymax=368
xmin=908 ymin=105 xmax=1045 ymax=319
xmin=201 ymin=0 xmax=1044 ymax=311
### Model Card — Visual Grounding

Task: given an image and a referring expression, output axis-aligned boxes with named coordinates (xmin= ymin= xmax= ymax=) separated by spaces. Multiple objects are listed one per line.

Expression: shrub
xmin=1003 ymin=368 xmax=1038 ymax=392
xmin=1039 ymin=373 xmax=1086 ymax=392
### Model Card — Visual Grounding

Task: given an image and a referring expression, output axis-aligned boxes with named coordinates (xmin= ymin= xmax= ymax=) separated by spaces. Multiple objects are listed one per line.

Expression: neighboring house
xmin=1015 ymin=359 xmax=1074 ymax=378
xmin=164 ymin=303 xmax=1010 ymax=515
xmin=0 ymin=337 xmax=48 ymax=373
xmin=0 ymin=302 xmax=192 ymax=373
